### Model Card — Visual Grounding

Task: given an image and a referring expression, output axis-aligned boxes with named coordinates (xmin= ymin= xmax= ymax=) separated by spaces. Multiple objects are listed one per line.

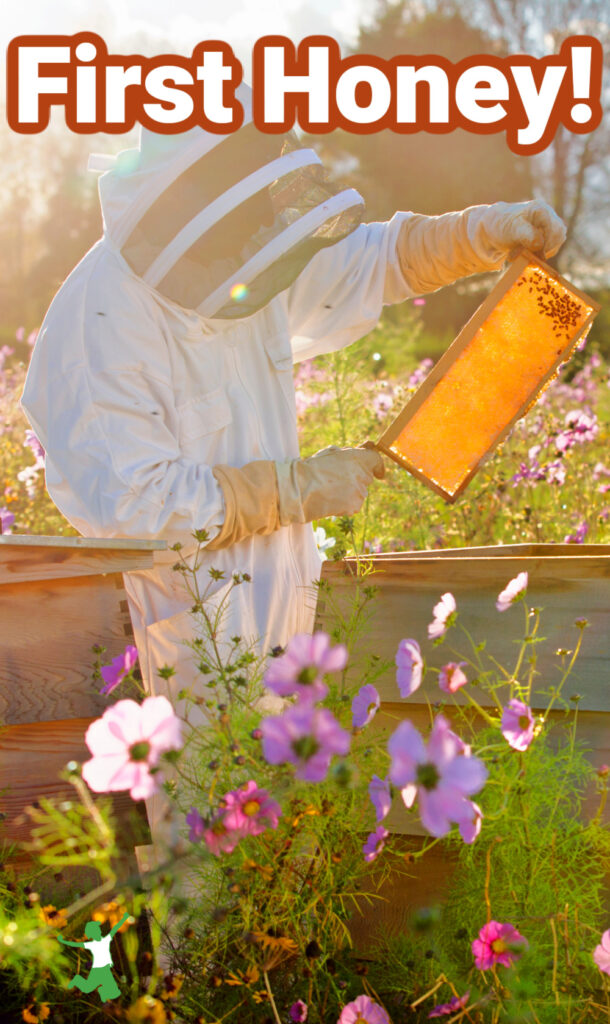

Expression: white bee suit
xmin=21 ymin=96 xmax=413 ymax=707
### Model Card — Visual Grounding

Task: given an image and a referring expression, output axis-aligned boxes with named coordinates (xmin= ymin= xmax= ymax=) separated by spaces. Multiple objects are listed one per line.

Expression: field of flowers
xmin=1 ymin=310 xmax=610 ymax=1024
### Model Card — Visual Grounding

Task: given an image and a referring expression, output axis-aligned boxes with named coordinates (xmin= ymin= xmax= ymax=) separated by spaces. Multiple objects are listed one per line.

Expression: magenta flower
xmin=290 ymin=1001 xmax=308 ymax=1022
xmin=100 ymin=644 xmax=139 ymax=695
xmin=496 ymin=571 xmax=528 ymax=612
xmin=369 ymin=775 xmax=392 ymax=822
xmin=564 ymin=520 xmax=588 ymax=544
xmin=593 ymin=930 xmax=610 ymax=975
xmin=263 ymin=632 xmax=347 ymax=704
xmin=501 ymin=699 xmax=535 ymax=751
xmin=472 ymin=920 xmax=527 ymax=970
xmin=428 ymin=991 xmax=470 ymax=1017
xmin=202 ymin=811 xmax=243 ymax=857
xmin=261 ymin=704 xmax=350 ymax=782
xmin=338 ymin=994 xmax=390 ymax=1024
xmin=428 ymin=593 xmax=456 ymax=640
xmin=458 ymin=801 xmax=482 ymax=844
xmin=221 ymin=780 xmax=282 ymax=836
xmin=352 ymin=684 xmax=380 ymax=728
xmin=82 ymin=696 xmax=182 ymax=800
xmin=363 ymin=825 xmax=389 ymax=863
xmin=0 ymin=508 xmax=15 ymax=534
xmin=438 ymin=662 xmax=468 ymax=694
xmin=388 ymin=715 xmax=487 ymax=839
xmin=396 ymin=639 xmax=423 ymax=697
xmin=186 ymin=806 xmax=205 ymax=842
xmin=24 ymin=429 xmax=45 ymax=464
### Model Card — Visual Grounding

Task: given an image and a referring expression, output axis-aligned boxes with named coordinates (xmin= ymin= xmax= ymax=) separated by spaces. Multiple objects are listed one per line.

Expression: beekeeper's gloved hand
xmin=398 ymin=199 xmax=567 ymax=295
xmin=206 ymin=447 xmax=384 ymax=550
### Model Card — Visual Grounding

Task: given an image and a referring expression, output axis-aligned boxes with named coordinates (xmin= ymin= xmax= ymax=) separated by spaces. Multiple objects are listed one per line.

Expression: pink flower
xmin=263 ymin=632 xmax=347 ymax=704
xmin=496 ymin=572 xmax=528 ymax=612
xmin=593 ymin=930 xmax=610 ymax=975
xmin=564 ymin=520 xmax=588 ymax=544
xmin=369 ymin=775 xmax=392 ymax=822
xmin=428 ymin=991 xmax=470 ymax=1017
xmin=352 ymin=684 xmax=380 ymax=728
xmin=186 ymin=806 xmax=205 ymax=842
xmin=24 ymin=429 xmax=45 ymax=465
xmin=501 ymin=699 xmax=535 ymax=751
xmin=82 ymin=696 xmax=182 ymax=800
xmin=363 ymin=825 xmax=389 ymax=862
xmin=428 ymin=593 xmax=456 ymax=640
xmin=290 ymin=1000 xmax=308 ymax=1022
xmin=438 ymin=662 xmax=468 ymax=694
xmin=388 ymin=715 xmax=487 ymax=839
xmin=337 ymin=994 xmax=390 ymax=1024
xmin=261 ymin=704 xmax=350 ymax=782
xmin=100 ymin=644 xmax=139 ymax=695
xmin=396 ymin=639 xmax=423 ymax=697
xmin=472 ymin=920 xmax=527 ymax=970
xmin=458 ymin=801 xmax=482 ymax=844
xmin=221 ymin=780 xmax=282 ymax=836
xmin=202 ymin=811 xmax=243 ymax=857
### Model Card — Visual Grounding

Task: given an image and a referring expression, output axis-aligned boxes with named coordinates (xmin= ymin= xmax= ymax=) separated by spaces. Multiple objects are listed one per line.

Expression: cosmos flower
xmin=368 ymin=775 xmax=392 ymax=822
xmin=496 ymin=572 xmax=528 ymax=612
xmin=501 ymin=699 xmax=535 ymax=752
xmin=352 ymin=684 xmax=380 ymax=728
xmin=337 ymin=994 xmax=390 ymax=1024
xmin=428 ymin=991 xmax=470 ymax=1017
xmin=396 ymin=639 xmax=423 ymax=697
xmin=263 ymin=632 xmax=347 ymax=704
xmin=100 ymin=644 xmax=139 ymax=695
xmin=221 ymin=780 xmax=282 ymax=836
xmin=82 ymin=696 xmax=182 ymax=801
xmin=438 ymin=662 xmax=468 ymax=694
xmin=593 ymin=930 xmax=610 ymax=975
xmin=388 ymin=715 xmax=487 ymax=839
xmin=261 ymin=703 xmax=350 ymax=782
xmin=290 ymin=1001 xmax=308 ymax=1022
xmin=428 ymin=593 xmax=456 ymax=640
xmin=472 ymin=920 xmax=527 ymax=970
xmin=363 ymin=825 xmax=389 ymax=863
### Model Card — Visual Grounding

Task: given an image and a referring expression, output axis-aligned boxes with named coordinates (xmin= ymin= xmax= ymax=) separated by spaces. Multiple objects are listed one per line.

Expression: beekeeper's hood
xmin=89 ymin=84 xmax=365 ymax=319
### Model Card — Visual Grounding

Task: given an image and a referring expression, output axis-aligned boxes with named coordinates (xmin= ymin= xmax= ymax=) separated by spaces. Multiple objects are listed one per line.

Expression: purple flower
xmin=186 ymin=806 xmax=205 ymax=842
xmin=363 ymin=825 xmax=389 ymax=863
xmin=388 ymin=715 xmax=487 ymax=839
xmin=501 ymin=699 xmax=535 ymax=751
xmin=263 ymin=632 xmax=347 ymax=704
xmin=428 ymin=991 xmax=470 ymax=1017
xmin=428 ymin=593 xmax=456 ymax=640
xmin=593 ymin=930 xmax=610 ymax=975
xmin=408 ymin=357 xmax=433 ymax=389
xmin=496 ymin=572 xmax=528 ymax=612
xmin=290 ymin=1000 xmax=308 ymax=1022
xmin=100 ymin=644 xmax=139 ymax=695
xmin=369 ymin=775 xmax=392 ymax=822
xmin=396 ymin=639 xmax=423 ymax=697
xmin=352 ymin=684 xmax=380 ymax=728
xmin=458 ymin=801 xmax=482 ymax=844
xmin=0 ymin=507 xmax=15 ymax=534
xmin=438 ymin=662 xmax=468 ymax=694
xmin=338 ymin=994 xmax=390 ymax=1024
xmin=564 ymin=520 xmax=588 ymax=544
xmin=546 ymin=460 xmax=566 ymax=486
xmin=261 ymin=704 xmax=350 ymax=782
xmin=24 ymin=429 xmax=45 ymax=465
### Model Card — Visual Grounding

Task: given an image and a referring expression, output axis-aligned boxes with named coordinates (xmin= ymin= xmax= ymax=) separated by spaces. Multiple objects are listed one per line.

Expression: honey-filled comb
xmin=376 ymin=249 xmax=600 ymax=503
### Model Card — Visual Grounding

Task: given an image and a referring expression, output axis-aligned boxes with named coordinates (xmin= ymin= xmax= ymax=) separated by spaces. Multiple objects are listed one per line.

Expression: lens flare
xmin=230 ymin=283 xmax=249 ymax=303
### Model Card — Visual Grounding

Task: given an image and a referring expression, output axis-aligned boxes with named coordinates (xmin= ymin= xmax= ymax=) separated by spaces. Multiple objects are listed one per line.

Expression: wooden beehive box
xmin=0 ymin=535 xmax=165 ymax=871
xmin=315 ymin=544 xmax=610 ymax=941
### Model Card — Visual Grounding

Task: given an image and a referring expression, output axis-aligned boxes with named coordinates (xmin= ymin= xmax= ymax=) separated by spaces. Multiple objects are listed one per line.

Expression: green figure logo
xmin=57 ymin=912 xmax=129 ymax=1002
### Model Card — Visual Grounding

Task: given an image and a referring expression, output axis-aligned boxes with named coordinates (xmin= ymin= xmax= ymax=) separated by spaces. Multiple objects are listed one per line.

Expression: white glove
xmin=398 ymin=200 xmax=566 ymax=295
xmin=276 ymin=446 xmax=385 ymax=525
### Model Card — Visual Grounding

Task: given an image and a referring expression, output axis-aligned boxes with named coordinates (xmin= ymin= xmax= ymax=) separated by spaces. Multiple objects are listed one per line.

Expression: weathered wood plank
xmin=0 ymin=573 xmax=134 ymax=724
xmin=317 ymin=554 xmax=610 ymax=711
xmin=0 ymin=543 xmax=160 ymax=585
xmin=0 ymin=718 xmax=149 ymax=857
xmin=0 ymin=535 xmax=165 ymax=550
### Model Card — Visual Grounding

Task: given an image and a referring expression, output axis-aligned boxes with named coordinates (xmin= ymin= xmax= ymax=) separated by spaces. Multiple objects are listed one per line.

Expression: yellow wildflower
xmin=39 ymin=905 xmax=68 ymax=928
xmin=126 ymin=995 xmax=167 ymax=1024
xmin=22 ymin=1004 xmax=50 ymax=1023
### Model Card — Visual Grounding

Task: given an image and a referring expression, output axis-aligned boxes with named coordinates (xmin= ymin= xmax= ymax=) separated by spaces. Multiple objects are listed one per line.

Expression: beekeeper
xmin=22 ymin=83 xmax=565 ymax=703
